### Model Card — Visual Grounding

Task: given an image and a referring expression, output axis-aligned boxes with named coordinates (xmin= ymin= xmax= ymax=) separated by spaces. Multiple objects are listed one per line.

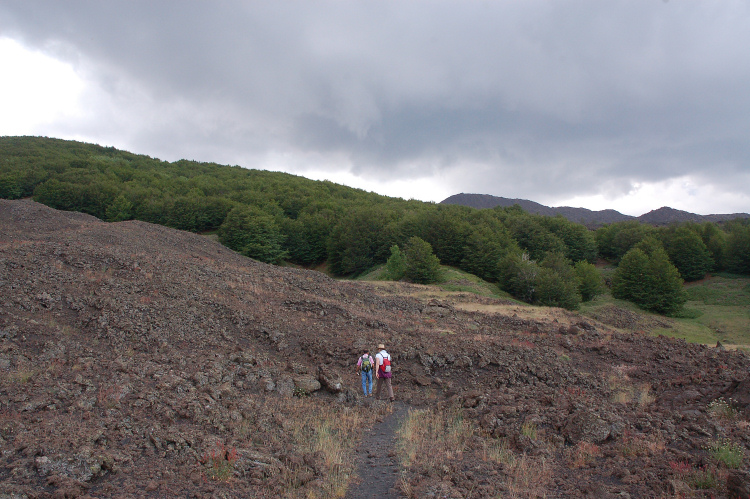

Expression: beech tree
xmin=327 ymin=207 xmax=396 ymax=275
xmin=725 ymin=223 xmax=750 ymax=275
xmin=460 ymin=225 xmax=518 ymax=282
xmin=105 ymin=194 xmax=133 ymax=222
xmin=384 ymin=245 xmax=406 ymax=280
xmin=643 ymin=247 xmax=687 ymax=315
xmin=596 ymin=221 xmax=656 ymax=262
xmin=574 ymin=261 xmax=604 ymax=302
xmin=218 ymin=206 xmax=287 ymax=264
xmin=498 ymin=252 xmax=539 ymax=303
xmin=699 ymin=222 xmax=726 ymax=271
xmin=417 ymin=208 xmax=471 ymax=267
xmin=504 ymin=215 xmax=566 ymax=262
xmin=534 ymin=267 xmax=581 ymax=310
xmin=0 ymin=173 xmax=23 ymax=199
xmin=403 ymin=236 xmax=443 ymax=284
xmin=662 ymin=227 xmax=714 ymax=281
xmin=539 ymin=215 xmax=598 ymax=263
xmin=534 ymin=252 xmax=581 ymax=310
xmin=611 ymin=248 xmax=649 ymax=305
xmin=612 ymin=245 xmax=686 ymax=315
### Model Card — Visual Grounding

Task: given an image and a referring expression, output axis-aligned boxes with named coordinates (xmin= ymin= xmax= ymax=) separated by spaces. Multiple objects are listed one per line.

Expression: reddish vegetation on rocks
xmin=2 ymin=199 xmax=750 ymax=498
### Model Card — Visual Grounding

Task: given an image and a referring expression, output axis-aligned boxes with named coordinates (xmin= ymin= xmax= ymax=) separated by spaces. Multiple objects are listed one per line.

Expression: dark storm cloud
xmin=1 ymin=0 xmax=749 ymax=213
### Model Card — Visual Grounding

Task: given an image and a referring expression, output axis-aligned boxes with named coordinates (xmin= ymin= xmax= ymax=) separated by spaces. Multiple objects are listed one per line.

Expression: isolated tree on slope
xmin=611 ymin=248 xmax=649 ymax=305
xmin=384 ymin=245 xmax=406 ymax=280
xmin=643 ymin=247 xmax=688 ymax=315
xmin=403 ymin=236 xmax=443 ymax=284
xmin=534 ymin=267 xmax=581 ymax=310
xmin=612 ymin=243 xmax=686 ymax=315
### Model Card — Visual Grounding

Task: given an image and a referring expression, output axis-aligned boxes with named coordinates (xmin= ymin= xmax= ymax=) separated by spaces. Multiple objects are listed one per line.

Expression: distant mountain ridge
xmin=440 ymin=193 xmax=750 ymax=227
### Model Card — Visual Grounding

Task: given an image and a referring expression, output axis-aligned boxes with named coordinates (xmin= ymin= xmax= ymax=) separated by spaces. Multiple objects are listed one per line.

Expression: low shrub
xmin=521 ymin=421 xmax=538 ymax=440
xmin=689 ymin=465 xmax=717 ymax=489
xmin=709 ymin=439 xmax=744 ymax=469
xmin=708 ymin=397 xmax=738 ymax=422
xmin=199 ymin=443 xmax=238 ymax=482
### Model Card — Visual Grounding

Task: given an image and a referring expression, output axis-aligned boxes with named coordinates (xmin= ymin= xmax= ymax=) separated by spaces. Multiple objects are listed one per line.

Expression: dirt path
xmin=345 ymin=402 xmax=410 ymax=499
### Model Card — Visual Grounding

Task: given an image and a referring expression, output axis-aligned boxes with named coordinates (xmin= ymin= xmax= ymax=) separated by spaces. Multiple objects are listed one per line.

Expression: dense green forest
xmin=2 ymin=136 xmax=749 ymax=314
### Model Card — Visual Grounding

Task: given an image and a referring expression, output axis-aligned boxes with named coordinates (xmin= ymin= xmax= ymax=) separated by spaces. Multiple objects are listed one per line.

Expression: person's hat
xmin=377 ymin=343 xmax=385 ymax=350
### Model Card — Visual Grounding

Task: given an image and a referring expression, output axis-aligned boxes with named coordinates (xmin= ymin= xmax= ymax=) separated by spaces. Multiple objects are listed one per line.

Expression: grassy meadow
xmin=674 ymin=274 xmax=750 ymax=347
xmin=579 ymin=273 xmax=750 ymax=349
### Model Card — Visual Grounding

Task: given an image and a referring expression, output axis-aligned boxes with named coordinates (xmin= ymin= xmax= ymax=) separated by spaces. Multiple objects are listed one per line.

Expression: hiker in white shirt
xmin=374 ymin=343 xmax=394 ymax=402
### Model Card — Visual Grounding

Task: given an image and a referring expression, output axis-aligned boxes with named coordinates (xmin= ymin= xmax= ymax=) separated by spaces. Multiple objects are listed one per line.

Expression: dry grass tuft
xmin=505 ymin=454 xmax=552 ymax=499
xmin=396 ymin=406 xmax=474 ymax=469
xmin=607 ymin=370 xmax=654 ymax=408
xmin=708 ymin=397 xmax=739 ymax=422
xmin=397 ymin=406 xmax=553 ymax=498
xmin=482 ymin=438 xmax=516 ymax=466
xmin=618 ymin=430 xmax=665 ymax=458
xmin=2 ymin=368 xmax=35 ymax=385
xmin=569 ymin=441 xmax=601 ymax=468
xmin=245 ymin=396 xmax=388 ymax=498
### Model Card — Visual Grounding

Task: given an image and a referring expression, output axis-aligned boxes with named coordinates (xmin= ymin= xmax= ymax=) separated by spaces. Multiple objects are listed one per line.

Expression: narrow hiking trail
xmin=345 ymin=402 xmax=410 ymax=499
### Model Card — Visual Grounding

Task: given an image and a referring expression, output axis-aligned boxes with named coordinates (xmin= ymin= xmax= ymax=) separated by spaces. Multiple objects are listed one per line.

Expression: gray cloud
xmin=1 ymin=0 xmax=749 ymax=214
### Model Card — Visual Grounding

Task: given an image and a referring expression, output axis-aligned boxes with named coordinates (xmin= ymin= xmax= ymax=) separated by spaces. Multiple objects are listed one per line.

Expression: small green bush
xmin=293 ymin=386 xmax=310 ymax=398
xmin=689 ymin=466 xmax=717 ymax=489
xmin=708 ymin=397 xmax=738 ymax=422
xmin=710 ymin=439 xmax=744 ymax=469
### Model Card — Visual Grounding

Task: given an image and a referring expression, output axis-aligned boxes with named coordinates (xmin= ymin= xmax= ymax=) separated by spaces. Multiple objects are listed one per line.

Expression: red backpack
xmin=380 ymin=351 xmax=392 ymax=377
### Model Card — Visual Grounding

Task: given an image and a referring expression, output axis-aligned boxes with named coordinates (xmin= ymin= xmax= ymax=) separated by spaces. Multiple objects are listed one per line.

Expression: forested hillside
xmin=2 ymin=136 xmax=749 ymax=314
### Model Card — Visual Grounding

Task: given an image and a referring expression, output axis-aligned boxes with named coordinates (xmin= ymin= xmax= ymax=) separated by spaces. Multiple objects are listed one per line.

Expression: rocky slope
xmin=2 ymin=199 xmax=750 ymax=498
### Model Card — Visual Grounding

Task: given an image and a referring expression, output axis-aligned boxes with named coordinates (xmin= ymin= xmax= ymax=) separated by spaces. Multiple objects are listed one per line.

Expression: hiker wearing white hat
xmin=374 ymin=343 xmax=394 ymax=402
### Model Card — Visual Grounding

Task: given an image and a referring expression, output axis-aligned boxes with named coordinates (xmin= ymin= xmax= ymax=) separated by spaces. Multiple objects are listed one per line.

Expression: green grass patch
xmin=670 ymin=307 xmax=703 ymax=319
xmin=578 ymin=294 xmax=642 ymax=316
xmin=437 ymin=267 xmax=507 ymax=298
xmin=357 ymin=265 xmax=508 ymax=299
xmin=200 ymin=230 xmax=220 ymax=243
xmin=356 ymin=264 xmax=388 ymax=281
xmin=677 ymin=275 xmax=750 ymax=346
xmin=685 ymin=274 xmax=750 ymax=307
xmin=579 ymin=273 xmax=750 ymax=347
xmin=651 ymin=320 xmax=724 ymax=345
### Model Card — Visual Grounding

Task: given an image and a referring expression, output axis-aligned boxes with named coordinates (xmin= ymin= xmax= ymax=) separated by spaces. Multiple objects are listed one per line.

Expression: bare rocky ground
xmin=2 ymin=199 xmax=750 ymax=498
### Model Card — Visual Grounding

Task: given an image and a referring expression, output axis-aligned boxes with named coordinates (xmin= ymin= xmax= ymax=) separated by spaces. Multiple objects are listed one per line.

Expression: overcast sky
xmin=1 ymin=1 xmax=749 ymax=216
